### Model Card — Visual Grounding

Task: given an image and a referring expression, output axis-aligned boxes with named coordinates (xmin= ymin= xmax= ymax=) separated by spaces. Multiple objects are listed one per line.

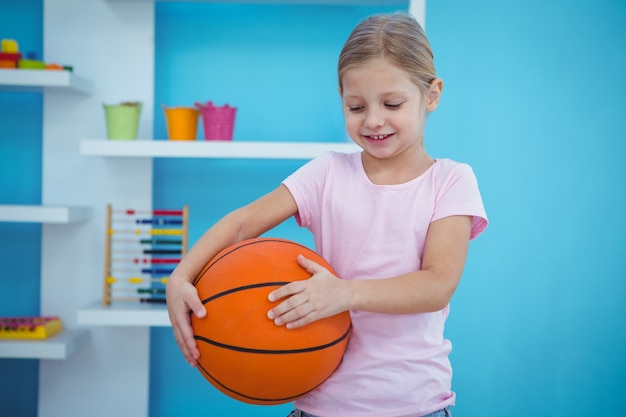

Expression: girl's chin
xmin=361 ymin=146 xmax=399 ymax=160
xmin=359 ymin=135 xmax=395 ymax=148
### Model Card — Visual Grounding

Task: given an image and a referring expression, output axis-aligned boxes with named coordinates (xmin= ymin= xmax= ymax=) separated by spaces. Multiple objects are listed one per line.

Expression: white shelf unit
xmin=80 ymin=139 xmax=360 ymax=159
xmin=0 ymin=203 xmax=91 ymax=360
xmin=77 ymin=302 xmax=170 ymax=327
xmin=0 ymin=204 xmax=91 ymax=223
xmin=33 ymin=2 xmax=157 ymax=415
xmin=0 ymin=329 xmax=89 ymax=360
xmin=0 ymin=2 xmax=94 ymax=410
xmin=0 ymin=68 xmax=93 ymax=94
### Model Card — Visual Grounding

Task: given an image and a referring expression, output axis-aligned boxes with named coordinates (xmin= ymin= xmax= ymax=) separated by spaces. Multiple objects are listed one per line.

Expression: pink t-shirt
xmin=282 ymin=151 xmax=488 ymax=417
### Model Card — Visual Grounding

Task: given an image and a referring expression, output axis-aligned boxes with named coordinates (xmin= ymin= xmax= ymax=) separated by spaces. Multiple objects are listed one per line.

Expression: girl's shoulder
xmin=286 ymin=151 xmax=362 ymax=185
xmin=433 ymin=157 xmax=471 ymax=169
xmin=325 ymin=150 xmax=360 ymax=162
xmin=315 ymin=150 xmax=362 ymax=173
xmin=432 ymin=158 xmax=476 ymax=177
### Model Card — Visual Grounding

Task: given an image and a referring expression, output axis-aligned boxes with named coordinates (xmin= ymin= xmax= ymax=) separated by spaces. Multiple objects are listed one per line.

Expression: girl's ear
xmin=426 ymin=78 xmax=443 ymax=112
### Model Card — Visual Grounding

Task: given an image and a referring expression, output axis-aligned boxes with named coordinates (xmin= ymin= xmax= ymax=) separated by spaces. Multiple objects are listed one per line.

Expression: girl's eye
xmin=348 ymin=106 xmax=364 ymax=112
xmin=385 ymin=103 xmax=402 ymax=109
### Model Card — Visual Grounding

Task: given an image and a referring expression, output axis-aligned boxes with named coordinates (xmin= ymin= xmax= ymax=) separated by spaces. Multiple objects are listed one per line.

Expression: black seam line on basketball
xmin=194 ymin=326 xmax=350 ymax=355
xmin=192 ymin=238 xmax=312 ymax=286
xmin=200 ymin=281 xmax=290 ymax=305
xmin=196 ymin=360 xmax=314 ymax=403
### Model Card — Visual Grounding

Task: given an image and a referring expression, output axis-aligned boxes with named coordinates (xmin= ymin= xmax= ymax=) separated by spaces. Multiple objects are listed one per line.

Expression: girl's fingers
xmin=268 ymin=254 xmax=327 ymax=303
xmin=168 ymin=281 xmax=206 ymax=366
xmin=297 ymin=254 xmax=325 ymax=275
xmin=267 ymin=254 xmax=340 ymax=328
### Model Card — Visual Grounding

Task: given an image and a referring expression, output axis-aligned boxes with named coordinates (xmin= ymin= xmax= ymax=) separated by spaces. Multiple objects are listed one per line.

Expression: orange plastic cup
xmin=163 ymin=105 xmax=200 ymax=140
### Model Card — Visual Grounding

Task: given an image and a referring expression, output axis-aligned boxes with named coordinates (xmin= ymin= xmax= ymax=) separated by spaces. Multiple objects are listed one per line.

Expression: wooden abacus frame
xmin=102 ymin=205 xmax=189 ymax=306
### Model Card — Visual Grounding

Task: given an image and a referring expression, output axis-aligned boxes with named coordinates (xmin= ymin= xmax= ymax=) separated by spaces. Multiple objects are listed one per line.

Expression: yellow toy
xmin=0 ymin=317 xmax=63 ymax=340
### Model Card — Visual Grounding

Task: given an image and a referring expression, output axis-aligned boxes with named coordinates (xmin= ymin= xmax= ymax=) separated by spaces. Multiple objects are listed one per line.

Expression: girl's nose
xmin=364 ymin=111 xmax=384 ymax=129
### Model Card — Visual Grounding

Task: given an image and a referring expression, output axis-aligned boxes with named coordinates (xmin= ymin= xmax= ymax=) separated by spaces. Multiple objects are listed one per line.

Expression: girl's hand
xmin=166 ymin=275 xmax=206 ymax=367
xmin=267 ymin=255 xmax=350 ymax=329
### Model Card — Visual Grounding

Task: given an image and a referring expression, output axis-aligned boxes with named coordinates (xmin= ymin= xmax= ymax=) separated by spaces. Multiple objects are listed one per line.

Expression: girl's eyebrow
xmin=342 ymin=92 xmax=407 ymax=101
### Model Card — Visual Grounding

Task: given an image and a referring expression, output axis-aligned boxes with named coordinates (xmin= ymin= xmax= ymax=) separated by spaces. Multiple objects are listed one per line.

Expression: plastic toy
xmin=0 ymin=316 xmax=63 ymax=340
xmin=0 ymin=38 xmax=72 ymax=71
xmin=102 ymin=205 xmax=189 ymax=305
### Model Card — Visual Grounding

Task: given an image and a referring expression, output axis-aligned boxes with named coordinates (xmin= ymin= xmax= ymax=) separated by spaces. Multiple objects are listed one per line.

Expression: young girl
xmin=167 ymin=12 xmax=488 ymax=417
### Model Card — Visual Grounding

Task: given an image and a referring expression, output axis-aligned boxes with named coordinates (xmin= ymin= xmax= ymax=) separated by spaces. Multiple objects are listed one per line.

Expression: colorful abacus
xmin=102 ymin=205 xmax=189 ymax=306
xmin=0 ymin=316 xmax=63 ymax=340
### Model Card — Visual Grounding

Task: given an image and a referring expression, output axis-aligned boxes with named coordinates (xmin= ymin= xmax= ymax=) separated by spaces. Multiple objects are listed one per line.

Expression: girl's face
xmin=340 ymin=58 xmax=440 ymax=162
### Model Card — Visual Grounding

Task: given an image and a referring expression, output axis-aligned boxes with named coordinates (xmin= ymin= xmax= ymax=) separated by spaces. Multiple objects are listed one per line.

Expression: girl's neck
xmin=361 ymin=145 xmax=435 ymax=185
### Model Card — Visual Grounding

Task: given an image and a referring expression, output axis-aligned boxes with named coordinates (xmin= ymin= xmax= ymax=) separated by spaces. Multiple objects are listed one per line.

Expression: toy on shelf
xmin=0 ymin=38 xmax=73 ymax=70
xmin=0 ymin=316 xmax=63 ymax=340
xmin=103 ymin=101 xmax=143 ymax=140
xmin=161 ymin=101 xmax=239 ymax=141
xmin=196 ymin=101 xmax=237 ymax=141
xmin=163 ymin=104 xmax=200 ymax=141
xmin=0 ymin=39 xmax=22 ymax=68
xmin=102 ymin=205 xmax=189 ymax=306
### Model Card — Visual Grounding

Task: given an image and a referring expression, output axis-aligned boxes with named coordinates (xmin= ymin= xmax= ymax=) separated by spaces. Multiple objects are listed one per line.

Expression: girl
xmin=167 ymin=12 xmax=488 ymax=417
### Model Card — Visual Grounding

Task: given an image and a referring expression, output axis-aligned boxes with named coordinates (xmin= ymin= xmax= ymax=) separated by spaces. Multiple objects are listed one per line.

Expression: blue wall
xmin=426 ymin=0 xmax=626 ymax=415
xmin=0 ymin=0 xmax=43 ymax=415
xmin=1 ymin=1 xmax=625 ymax=416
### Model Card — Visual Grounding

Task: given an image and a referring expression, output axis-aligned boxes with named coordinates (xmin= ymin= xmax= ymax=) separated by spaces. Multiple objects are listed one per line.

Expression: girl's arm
xmin=267 ymin=215 xmax=472 ymax=328
xmin=166 ymin=184 xmax=298 ymax=366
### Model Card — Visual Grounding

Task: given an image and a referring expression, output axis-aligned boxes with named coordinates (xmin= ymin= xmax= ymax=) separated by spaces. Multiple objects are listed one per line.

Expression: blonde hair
xmin=338 ymin=13 xmax=437 ymax=95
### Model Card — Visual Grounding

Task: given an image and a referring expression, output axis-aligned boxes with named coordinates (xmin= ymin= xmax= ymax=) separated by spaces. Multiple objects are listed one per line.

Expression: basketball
xmin=191 ymin=237 xmax=351 ymax=405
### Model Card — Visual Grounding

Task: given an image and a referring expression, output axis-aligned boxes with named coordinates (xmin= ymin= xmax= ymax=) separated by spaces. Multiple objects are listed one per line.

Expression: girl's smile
xmin=363 ymin=133 xmax=395 ymax=142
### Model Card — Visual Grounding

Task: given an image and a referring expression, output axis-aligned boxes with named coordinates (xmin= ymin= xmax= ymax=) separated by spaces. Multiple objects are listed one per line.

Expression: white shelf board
xmin=0 ymin=205 xmax=91 ymax=223
xmin=80 ymin=140 xmax=360 ymax=159
xmin=0 ymin=69 xmax=92 ymax=94
xmin=0 ymin=329 xmax=89 ymax=360
xmin=77 ymin=301 xmax=171 ymax=327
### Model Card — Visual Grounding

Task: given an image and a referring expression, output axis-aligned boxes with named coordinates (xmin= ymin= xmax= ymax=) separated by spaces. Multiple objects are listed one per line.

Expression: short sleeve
xmin=432 ymin=163 xmax=488 ymax=240
xmin=281 ymin=151 xmax=333 ymax=230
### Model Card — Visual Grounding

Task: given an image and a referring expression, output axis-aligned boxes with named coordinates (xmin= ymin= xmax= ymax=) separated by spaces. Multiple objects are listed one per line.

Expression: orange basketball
xmin=191 ymin=237 xmax=351 ymax=405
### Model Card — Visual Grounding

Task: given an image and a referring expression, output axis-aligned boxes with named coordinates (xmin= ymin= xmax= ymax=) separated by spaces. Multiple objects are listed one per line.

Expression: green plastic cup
xmin=103 ymin=102 xmax=142 ymax=140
